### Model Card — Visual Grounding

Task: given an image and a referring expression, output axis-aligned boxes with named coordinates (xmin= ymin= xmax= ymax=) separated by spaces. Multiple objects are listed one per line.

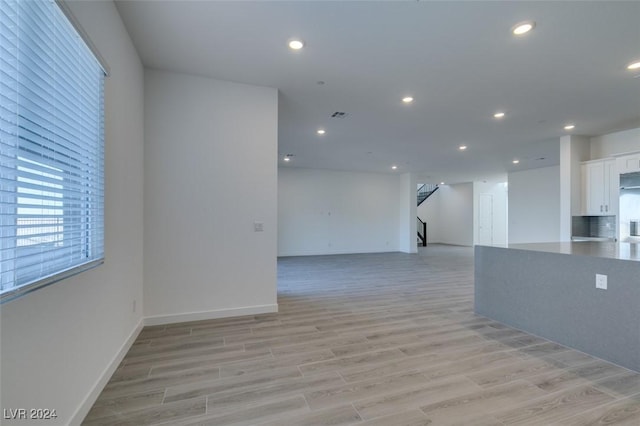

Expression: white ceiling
xmin=115 ymin=0 xmax=640 ymax=184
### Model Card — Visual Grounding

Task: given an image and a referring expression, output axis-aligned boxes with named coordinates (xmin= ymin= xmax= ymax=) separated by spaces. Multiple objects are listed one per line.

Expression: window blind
xmin=1 ymin=0 xmax=105 ymax=302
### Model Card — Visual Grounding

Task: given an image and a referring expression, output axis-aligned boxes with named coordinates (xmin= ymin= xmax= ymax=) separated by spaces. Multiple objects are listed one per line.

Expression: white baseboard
xmin=69 ymin=318 xmax=144 ymax=426
xmin=278 ymin=248 xmax=400 ymax=257
xmin=144 ymin=304 xmax=279 ymax=326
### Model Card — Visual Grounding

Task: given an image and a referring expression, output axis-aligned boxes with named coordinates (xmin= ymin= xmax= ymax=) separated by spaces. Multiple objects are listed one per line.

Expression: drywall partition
xmin=508 ymin=165 xmax=561 ymax=244
xmin=0 ymin=1 xmax=145 ymax=424
xmin=399 ymin=173 xmax=418 ymax=254
xmin=590 ymin=127 xmax=640 ymax=159
xmin=278 ymin=168 xmax=406 ymax=256
xmin=436 ymin=183 xmax=474 ymax=246
xmin=560 ymin=135 xmax=590 ymax=241
xmin=144 ymin=70 xmax=278 ymax=324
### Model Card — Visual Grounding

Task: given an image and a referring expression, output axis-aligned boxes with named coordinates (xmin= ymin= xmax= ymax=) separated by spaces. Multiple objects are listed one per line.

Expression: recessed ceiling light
xmin=402 ymin=96 xmax=414 ymax=103
xmin=283 ymin=157 xmax=291 ymax=162
xmin=512 ymin=21 xmax=535 ymax=36
xmin=391 ymin=165 xmax=398 ymax=170
xmin=627 ymin=61 xmax=640 ymax=70
xmin=512 ymin=159 xmax=520 ymax=164
xmin=440 ymin=182 xmax=445 ymax=185
xmin=494 ymin=112 xmax=506 ymax=119
xmin=317 ymin=129 xmax=326 ymax=135
xmin=288 ymin=39 xmax=304 ymax=50
xmin=459 ymin=145 xmax=467 ymax=151
xmin=564 ymin=124 xmax=575 ymax=130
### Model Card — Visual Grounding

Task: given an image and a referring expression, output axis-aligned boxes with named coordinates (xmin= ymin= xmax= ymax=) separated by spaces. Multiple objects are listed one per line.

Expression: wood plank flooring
xmin=83 ymin=245 xmax=640 ymax=425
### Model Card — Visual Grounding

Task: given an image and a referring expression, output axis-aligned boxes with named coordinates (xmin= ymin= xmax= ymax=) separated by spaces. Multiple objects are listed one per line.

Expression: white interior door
xmin=478 ymin=193 xmax=493 ymax=245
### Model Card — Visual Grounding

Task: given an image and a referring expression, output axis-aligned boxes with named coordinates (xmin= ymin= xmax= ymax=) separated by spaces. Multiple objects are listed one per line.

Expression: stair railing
xmin=417 ymin=217 xmax=427 ymax=247
xmin=417 ymin=184 xmax=439 ymax=206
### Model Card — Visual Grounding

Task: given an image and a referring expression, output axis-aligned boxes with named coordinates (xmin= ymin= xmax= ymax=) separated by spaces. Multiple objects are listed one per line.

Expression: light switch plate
xmin=596 ymin=274 xmax=607 ymax=290
xmin=254 ymin=222 xmax=264 ymax=232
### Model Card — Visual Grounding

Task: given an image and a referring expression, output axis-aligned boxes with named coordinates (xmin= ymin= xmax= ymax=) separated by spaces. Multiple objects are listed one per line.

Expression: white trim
xmin=144 ymin=304 xmax=279 ymax=327
xmin=1 ymin=259 xmax=104 ymax=304
xmin=68 ymin=318 xmax=144 ymax=426
xmin=277 ymin=249 xmax=401 ymax=257
xmin=56 ymin=0 xmax=110 ymax=75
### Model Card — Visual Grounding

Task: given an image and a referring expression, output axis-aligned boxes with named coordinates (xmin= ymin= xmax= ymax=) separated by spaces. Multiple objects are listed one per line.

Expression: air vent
xmin=331 ymin=111 xmax=348 ymax=119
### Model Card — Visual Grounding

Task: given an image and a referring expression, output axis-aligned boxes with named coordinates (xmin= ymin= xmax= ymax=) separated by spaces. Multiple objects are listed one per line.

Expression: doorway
xmin=478 ymin=193 xmax=493 ymax=245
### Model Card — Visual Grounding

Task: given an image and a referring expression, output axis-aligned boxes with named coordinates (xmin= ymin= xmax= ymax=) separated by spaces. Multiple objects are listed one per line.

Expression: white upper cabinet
xmin=582 ymin=159 xmax=617 ymax=216
xmin=617 ymin=153 xmax=640 ymax=174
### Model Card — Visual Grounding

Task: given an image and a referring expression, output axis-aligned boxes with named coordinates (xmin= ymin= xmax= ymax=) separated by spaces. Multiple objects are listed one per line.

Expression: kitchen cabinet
xmin=582 ymin=159 xmax=617 ymax=216
xmin=617 ymin=153 xmax=640 ymax=174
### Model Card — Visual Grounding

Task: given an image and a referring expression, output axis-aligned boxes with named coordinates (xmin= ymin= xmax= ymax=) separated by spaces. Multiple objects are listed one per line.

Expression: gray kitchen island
xmin=475 ymin=242 xmax=640 ymax=372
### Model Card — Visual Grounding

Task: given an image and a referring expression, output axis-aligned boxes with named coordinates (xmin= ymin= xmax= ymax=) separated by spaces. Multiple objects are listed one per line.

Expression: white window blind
xmin=1 ymin=0 xmax=105 ymax=303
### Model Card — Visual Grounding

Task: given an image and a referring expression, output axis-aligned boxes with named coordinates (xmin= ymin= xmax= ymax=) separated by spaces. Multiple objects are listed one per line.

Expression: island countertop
xmin=490 ymin=241 xmax=640 ymax=262
xmin=475 ymin=243 xmax=640 ymax=372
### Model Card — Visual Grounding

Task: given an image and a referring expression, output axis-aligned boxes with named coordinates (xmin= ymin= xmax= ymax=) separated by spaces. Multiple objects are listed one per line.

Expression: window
xmin=1 ymin=0 xmax=105 ymax=302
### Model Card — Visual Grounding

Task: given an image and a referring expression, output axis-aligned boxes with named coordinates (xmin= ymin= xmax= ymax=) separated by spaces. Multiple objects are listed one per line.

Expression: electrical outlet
xmin=254 ymin=222 xmax=264 ymax=232
xmin=595 ymin=274 xmax=607 ymax=290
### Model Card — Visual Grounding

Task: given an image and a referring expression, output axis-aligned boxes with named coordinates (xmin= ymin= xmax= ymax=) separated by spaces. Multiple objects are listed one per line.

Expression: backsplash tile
xmin=572 ymin=216 xmax=616 ymax=239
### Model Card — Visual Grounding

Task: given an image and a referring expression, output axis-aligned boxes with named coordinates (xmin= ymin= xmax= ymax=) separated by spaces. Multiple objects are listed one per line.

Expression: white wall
xmin=436 ymin=184 xmax=474 ymax=246
xmin=144 ymin=69 xmax=278 ymax=324
xmin=417 ymin=183 xmax=474 ymax=246
xmin=0 ymin=1 xmax=145 ymax=424
xmin=508 ymin=165 xmax=561 ymax=244
xmin=590 ymin=127 xmax=640 ymax=159
xmin=278 ymin=168 xmax=408 ymax=256
xmin=473 ymin=180 xmax=508 ymax=246
xmin=399 ymin=173 xmax=418 ymax=253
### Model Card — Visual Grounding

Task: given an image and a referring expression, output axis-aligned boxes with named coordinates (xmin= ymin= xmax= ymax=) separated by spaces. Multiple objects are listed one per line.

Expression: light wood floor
xmin=84 ymin=245 xmax=640 ymax=425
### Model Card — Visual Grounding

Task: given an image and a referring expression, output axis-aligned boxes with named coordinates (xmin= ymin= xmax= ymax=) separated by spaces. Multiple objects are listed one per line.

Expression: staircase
xmin=416 ymin=184 xmax=438 ymax=246
xmin=417 ymin=184 xmax=439 ymax=206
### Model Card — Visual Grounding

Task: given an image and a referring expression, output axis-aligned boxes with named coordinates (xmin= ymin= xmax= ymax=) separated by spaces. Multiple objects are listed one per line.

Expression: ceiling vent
xmin=331 ymin=111 xmax=348 ymax=119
